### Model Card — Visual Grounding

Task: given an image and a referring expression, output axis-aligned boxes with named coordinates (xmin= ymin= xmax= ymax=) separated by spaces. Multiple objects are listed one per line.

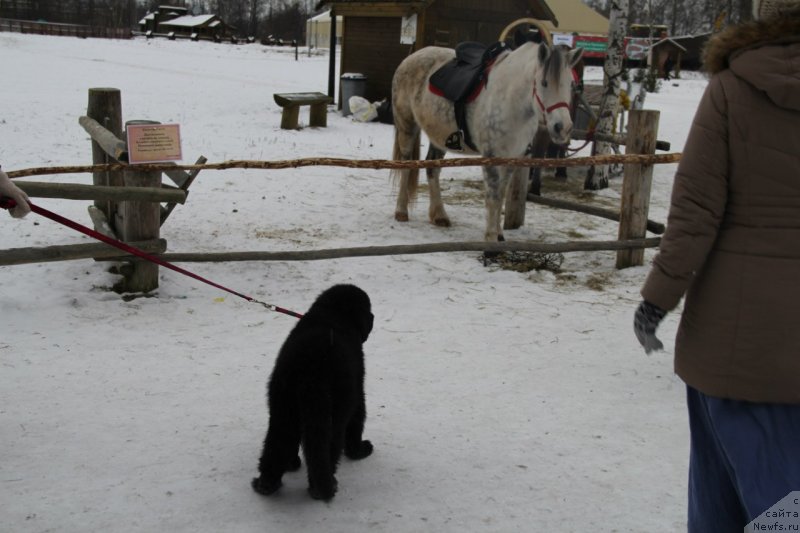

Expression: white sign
xmin=126 ymin=124 xmax=183 ymax=165
xmin=552 ymin=33 xmax=575 ymax=47
xmin=400 ymin=14 xmax=417 ymax=45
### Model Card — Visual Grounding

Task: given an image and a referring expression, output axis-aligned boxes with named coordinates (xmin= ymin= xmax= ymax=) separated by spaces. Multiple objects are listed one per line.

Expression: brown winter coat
xmin=640 ymin=15 xmax=800 ymax=403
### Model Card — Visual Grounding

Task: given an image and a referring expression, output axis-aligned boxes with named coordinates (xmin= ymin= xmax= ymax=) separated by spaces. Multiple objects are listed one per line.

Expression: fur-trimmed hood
xmin=703 ymin=15 xmax=800 ymax=110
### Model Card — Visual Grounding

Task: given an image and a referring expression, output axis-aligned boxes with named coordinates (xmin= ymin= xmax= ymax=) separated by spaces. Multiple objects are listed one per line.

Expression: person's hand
xmin=0 ymin=168 xmax=31 ymax=218
xmin=634 ymin=300 xmax=666 ymax=354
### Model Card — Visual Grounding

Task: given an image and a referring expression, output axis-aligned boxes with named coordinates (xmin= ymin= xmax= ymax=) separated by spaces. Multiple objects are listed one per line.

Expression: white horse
xmin=391 ymin=42 xmax=583 ymax=242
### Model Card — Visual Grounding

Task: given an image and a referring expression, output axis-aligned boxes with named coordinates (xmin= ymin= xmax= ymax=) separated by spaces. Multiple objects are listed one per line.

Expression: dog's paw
xmin=308 ymin=477 xmax=338 ymax=501
xmin=251 ymin=476 xmax=282 ymax=496
xmin=345 ymin=439 xmax=373 ymax=460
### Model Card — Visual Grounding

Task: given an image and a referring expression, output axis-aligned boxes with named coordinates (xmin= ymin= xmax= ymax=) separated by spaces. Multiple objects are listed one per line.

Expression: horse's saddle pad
xmin=429 ymin=41 xmax=508 ymax=103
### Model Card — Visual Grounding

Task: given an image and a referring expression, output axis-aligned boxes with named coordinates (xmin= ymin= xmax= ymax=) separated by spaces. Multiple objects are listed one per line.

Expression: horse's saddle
xmin=429 ymin=41 xmax=510 ymax=151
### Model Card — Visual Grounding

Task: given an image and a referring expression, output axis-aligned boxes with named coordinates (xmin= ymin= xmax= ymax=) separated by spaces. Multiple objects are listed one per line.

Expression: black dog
xmin=252 ymin=284 xmax=374 ymax=501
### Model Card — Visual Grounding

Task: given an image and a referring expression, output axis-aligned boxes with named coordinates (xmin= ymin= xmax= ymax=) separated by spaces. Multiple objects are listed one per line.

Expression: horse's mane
xmin=542 ymin=44 xmax=568 ymax=85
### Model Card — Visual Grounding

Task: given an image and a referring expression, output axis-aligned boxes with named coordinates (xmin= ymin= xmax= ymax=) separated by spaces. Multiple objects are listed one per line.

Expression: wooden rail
xmin=5 ymin=152 xmax=683 ymax=179
xmin=0 ymin=239 xmax=166 ymax=267
xmin=527 ymin=194 xmax=665 ymax=235
xmin=0 ymin=18 xmax=132 ymax=39
xmin=152 ymin=238 xmax=662 ymax=263
xmin=14 ymin=181 xmax=185 ymax=203
xmin=79 ymin=116 xmax=128 ymax=163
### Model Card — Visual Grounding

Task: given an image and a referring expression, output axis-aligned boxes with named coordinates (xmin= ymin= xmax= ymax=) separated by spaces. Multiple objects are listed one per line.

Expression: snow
xmin=160 ymin=15 xmax=218 ymax=28
xmin=0 ymin=33 xmax=708 ymax=532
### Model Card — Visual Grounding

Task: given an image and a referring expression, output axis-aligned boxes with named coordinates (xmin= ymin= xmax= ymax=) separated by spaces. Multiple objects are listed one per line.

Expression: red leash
xmin=0 ymin=197 xmax=303 ymax=319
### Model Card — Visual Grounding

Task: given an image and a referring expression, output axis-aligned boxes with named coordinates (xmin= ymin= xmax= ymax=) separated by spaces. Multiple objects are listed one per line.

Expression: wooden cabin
xmin=315 ymin=0 xmax=559 ymax=106
xmin=138 ymin=5 xmax=235 ymax=41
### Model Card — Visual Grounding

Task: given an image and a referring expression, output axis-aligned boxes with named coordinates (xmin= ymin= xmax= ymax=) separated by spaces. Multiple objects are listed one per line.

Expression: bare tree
xmin=248 ymin=0 xmax=261 ymax=37
xmin=585 ymin=0 xmax=628 ymax=190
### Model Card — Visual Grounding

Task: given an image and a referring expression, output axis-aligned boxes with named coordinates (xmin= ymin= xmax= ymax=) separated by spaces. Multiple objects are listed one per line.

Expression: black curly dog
xmin=252 ymin=284 xmax=374 ymax=501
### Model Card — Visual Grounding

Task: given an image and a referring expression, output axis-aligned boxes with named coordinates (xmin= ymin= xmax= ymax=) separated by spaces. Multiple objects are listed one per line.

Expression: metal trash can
xmin=340 ymin=73 xmax=368 ymax=116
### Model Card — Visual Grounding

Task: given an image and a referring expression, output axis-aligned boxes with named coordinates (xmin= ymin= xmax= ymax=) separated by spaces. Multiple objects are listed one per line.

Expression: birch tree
xmin=585 ymin=0 xmax=628 ymax=190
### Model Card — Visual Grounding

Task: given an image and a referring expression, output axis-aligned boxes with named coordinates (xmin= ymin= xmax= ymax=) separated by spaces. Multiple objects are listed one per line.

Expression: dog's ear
xmin=359 ymin=311 xmax=374 ymax=343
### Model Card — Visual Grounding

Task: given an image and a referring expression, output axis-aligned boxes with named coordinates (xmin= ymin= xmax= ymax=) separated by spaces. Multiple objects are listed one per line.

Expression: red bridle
xmin=533 ymin=65 xmax=577 ymax=114
xmin=534 ymin=91 xmax=571 ymax=114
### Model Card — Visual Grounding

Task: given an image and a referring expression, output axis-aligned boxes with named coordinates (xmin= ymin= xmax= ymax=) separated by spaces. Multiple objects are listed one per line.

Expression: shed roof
xmin=316 ymin=0 xmax=427 ymax=7
xmin=308 ymin=9 xmax=343 ymax=23
xmin=315 ymin=0 xmax=557 ymax=26
xmin=159 ymin=14 xmax=218 ymax=28
xmin=541 ymin=0 xmax=609 ymax=35
xmin=651 ymin=38 xmax=687 ymax=52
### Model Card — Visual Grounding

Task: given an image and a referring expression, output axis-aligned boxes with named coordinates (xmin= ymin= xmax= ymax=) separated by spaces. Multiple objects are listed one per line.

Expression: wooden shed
xmin=650 ymin=38 xmax=687 ymax=78
xmin=315 ymin=0 xmax=559 ymax=107
xmin=672 ymin=32 xmax=712 ymax=71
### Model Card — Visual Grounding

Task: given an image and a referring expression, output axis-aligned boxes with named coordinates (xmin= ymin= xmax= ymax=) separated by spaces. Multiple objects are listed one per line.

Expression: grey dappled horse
xmin=391 ymin=42 xmax=582 ymax=242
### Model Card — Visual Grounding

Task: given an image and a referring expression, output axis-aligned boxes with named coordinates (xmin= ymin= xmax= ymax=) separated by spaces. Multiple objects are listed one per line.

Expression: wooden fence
xmin=0 ymin=88 xmax=676 ymax=293
xmin=0 ymin=18 xmax=132 ymax=39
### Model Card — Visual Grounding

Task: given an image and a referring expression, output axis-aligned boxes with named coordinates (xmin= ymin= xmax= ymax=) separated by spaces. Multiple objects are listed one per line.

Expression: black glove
xmin=634 ymin=300 xmax=666 ymax=354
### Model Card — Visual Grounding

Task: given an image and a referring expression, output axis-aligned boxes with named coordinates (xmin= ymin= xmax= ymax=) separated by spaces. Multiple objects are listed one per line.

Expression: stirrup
xmin=445 ymin=130 xmax=465 ymax=151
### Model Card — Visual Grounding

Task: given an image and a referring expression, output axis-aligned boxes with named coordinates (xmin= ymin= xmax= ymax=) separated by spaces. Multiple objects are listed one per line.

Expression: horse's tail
xmin=391 ymin=125 xmax=421 ymax=202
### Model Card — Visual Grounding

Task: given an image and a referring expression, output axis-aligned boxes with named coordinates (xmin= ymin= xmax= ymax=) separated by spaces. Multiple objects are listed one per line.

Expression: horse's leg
xmin=527 ymin=127 xmax=550 ymax=196
xmin=554 ymin=144 xmax=568 ymax=181
xmin=394 ymin=171 xmax=410 ymax=222
xmin=425 ymin=145 xmax=450 ymax=227
xmin=393 ymin=122 xmax=420 ymax=222
xmin=483 ymin=165 xmax=512 ymax=242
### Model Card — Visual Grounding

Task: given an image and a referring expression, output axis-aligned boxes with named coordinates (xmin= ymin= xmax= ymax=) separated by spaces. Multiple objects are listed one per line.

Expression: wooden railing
xmin=0 ymin=18 xmax=132 ymax=39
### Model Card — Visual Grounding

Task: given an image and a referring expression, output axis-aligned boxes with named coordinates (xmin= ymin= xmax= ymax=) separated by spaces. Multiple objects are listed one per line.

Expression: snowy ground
xmin=0 ymin=33 xmax=707 ymax=532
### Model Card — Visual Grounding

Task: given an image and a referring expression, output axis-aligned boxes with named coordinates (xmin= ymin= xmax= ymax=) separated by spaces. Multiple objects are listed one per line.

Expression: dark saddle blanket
xmin=429 ymin=41 xmax=509 ymax=103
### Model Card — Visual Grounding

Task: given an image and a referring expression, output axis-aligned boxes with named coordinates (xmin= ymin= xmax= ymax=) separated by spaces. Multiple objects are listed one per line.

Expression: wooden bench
xmin=273 ymin=92 xmax=333 ymax=129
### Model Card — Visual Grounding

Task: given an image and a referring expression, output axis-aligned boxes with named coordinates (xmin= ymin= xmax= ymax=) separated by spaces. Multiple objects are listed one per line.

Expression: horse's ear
xmin=568 ymin=47 xmax=584 ymax=68
xmin=537 ymin=42 xmax=551 ymax=64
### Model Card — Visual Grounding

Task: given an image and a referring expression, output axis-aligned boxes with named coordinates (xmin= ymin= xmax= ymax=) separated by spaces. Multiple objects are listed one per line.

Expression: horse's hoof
xmin=395 ymin=212 xmax=409 ymax=222
xmin=498 ymin=234 xmax=505 ymax=242
xmin=433 ymin=217 xmax=451 ymax=227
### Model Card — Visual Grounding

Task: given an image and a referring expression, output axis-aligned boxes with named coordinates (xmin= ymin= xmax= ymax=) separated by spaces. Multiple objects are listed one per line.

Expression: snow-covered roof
xmin=651 ymin=38 xmax=688 ymax=53
xmin=308 ymin=10 xmax=341 ymax=23
xmin=159 ymin=15 xmax=217 ymax=28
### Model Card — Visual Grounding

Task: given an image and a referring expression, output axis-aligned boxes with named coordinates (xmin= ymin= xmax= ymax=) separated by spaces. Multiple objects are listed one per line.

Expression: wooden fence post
xmin=616 ymin=109 xmax=660 ymax=269
xmin=118 ymin=120 xmax=162 ymax=293
xmin=87 ymin=88 xmax=123 ymax=223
